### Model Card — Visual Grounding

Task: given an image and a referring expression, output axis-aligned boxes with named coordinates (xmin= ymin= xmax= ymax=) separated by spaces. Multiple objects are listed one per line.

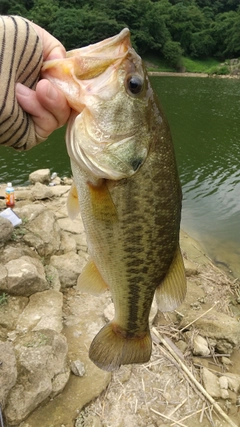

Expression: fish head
xmin=42 ymin=28 xmax=153 ymax=180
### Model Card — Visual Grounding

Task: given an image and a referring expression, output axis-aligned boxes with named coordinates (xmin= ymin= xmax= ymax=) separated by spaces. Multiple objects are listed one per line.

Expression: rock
xmin=0 ymin=244 xmax=39 ymax=264
xmin=202 ymin=367 xmax=221 ymax=398
xmin=23 ymin=209 xmax=61 ymax=257
xmin=219 ymin=376 xmax=228 ymax=390
xmin=31 ymin=182 xmax=54 ymax=200
xmin=193 ymin=335 xmax=210 ymax=356
xmin=44 ymin=264 xmax=61 ymax=291
xmin=175 ymin=339 xmax=188 ymax=354
xmin=29 ymin=169 xmax=50 ymax=184
xmin=57 ymin=216 xmax=85 ymax=235
xmin=76 ymin=415 xmax=102 ymax=427
xmin=221 ymin=389 xmax=229 ymax=399
xmin=2 ymin=256 xmax=48 ymax=296
xmin=0 ymin=341 xmax=17 ymax=408
xmin=0 ymin=264 xmax=7 ymax=291
xmin=50 ymin=176 xmax=61 ymax=186
xmin=221 ymin=356 xmax=232 ymax=367
xmin=62 ymin=177 xmax=73 ymax=186
xmin=50 ymin=252 xmax=87 ymax=289
xmin=16 ymin=290 xmax=63 ymax=334
xmin=0 ymin=296 xmax=28 ymax=339
xmin=48 ymin=184 xmax=71 ymax=198
xmin=14 ymin=204 xmax=45 ymax=222
xmin=70 ymin=360 xmax=85 ymax=377
xmin=60 ymin=230 xmax=77 ymax=253
xmin=103 ymin=302 xmax=114 ymax=322
xmin=0 ymin=216 xmax=13 ymax=245
xmin=51 ymin=370 xmax=70 ymax=398
xmin=183 ymin=258 xmax=198 ymax=276
xmin=4 ymin=329 xmax=69 ymax=425
xmin=225 ymin=373 xmax=240 ymax=393
xmin=14 ymin=187 xmax=32 ymax=201
xmin=180 ymin=307 xmax=240 ymax=353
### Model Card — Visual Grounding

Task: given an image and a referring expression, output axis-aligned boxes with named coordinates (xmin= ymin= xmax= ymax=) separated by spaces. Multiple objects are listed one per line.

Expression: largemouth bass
xmin=42 ymin=28 xmax=186 ymax=371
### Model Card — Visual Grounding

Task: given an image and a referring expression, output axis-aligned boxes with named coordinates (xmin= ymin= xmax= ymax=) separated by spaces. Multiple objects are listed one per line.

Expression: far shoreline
xmin=148 ymin=71 xmax=239 ymax=79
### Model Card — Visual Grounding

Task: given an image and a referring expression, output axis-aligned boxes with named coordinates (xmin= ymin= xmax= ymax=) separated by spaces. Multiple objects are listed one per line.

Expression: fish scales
xmin=42 ymin=28 xmax=186 ymax=371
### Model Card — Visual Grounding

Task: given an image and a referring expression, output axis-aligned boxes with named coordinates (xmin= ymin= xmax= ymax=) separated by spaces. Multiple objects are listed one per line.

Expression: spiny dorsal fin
xmin=77 ymin=258 xmax=108 ymax=295
xmin=67 ymin=182 xmax=80 ymax=219
xmin=155 ymin=245 xmax=187 ymax=312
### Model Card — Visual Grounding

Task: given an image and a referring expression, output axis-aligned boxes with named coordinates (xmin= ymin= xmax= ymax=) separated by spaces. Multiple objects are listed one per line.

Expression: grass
xmin=143 ymin=53 xmax=176 ymax=72
xmin=143 ymin=53 xmax=229 ymax=75
xmin=0 ymin=292 xmax=8 ymax=306
xmin=182 ymin=57 xmax=220 ymax=73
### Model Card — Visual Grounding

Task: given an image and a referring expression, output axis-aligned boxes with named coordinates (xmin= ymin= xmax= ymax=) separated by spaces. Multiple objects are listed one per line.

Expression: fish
xmin=42 ymin=28 xmax=186 ymax=371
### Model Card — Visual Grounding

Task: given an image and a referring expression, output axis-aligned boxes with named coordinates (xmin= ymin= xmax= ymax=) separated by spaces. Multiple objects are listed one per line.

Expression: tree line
xmin=1 ymin=0 xmax=240 ymax=69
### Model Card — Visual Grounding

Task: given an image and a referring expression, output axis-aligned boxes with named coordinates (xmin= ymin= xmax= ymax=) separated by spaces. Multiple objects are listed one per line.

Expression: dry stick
xmin=150 ymin=407 xmax=188 ymax=427
xmin=179 ymin=301 xmax=219 ymax=332
xmin=168 ymin=397 xmax=188 ymax=417
xmin=152 ymin=327 xmax=238 ymax=427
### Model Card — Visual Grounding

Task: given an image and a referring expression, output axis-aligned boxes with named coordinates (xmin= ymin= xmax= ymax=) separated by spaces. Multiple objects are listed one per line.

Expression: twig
xmin=171 ymin=407 xmax=208 ymax=426
xmin=179 ymin=302 xmax=219 ymax=332
xmin=150 ymin=407 xmax=188 ymax=427
xmin=0 ymin=407 xmax=4 ymax=427
xmin=152 ymin=327 xmax=238 ymax=427
xmin=168 ymin=397 xmax=188 ymax=417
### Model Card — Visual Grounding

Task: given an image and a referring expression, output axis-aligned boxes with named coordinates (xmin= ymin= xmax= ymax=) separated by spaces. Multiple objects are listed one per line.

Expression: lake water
xmin=0 ymin=76 xmax=239 ymax=278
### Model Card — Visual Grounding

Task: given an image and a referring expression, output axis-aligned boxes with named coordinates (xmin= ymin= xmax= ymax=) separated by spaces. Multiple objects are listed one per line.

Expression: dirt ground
xmin=73 ymin=231 xmax=240 ymax=427
xmin=22 ymin=229 xmax=240 ymax=427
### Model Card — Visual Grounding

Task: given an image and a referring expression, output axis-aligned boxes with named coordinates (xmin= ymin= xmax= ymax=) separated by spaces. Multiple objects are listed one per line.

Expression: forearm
xmin=0 ymin=15 xmax=43 ymax=150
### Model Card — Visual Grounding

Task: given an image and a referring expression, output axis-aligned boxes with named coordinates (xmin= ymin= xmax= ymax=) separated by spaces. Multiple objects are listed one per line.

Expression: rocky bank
xmin=0 ymin=169 xmax=240 ymax=427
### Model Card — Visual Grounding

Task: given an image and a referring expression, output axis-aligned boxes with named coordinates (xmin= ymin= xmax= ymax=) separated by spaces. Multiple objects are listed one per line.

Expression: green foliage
xmin=162 ymin=40 xmax=183 ymax=69
xmin=1 ymin=0 xmax=240 ymax=65
xmin=181 ymin=57 xmax=220 ymax=73
xmin=209 ymin=65 xmax=230 ymax=75
xmin=0 ymin=292 xmax=8 ymax=306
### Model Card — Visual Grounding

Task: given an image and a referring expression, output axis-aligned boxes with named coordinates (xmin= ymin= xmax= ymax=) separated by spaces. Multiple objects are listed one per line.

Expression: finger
xmin=29 ymin=21 xmax=66 ymax=60
xmin=35 ymin=79 xmax=71 ymax=127
xmin=16 ymin=81 xmax=70 ymax=139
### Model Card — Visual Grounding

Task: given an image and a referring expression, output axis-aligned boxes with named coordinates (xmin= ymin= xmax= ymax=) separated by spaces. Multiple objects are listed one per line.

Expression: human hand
xmin=16 ymin=22 xmax=71 ymax=140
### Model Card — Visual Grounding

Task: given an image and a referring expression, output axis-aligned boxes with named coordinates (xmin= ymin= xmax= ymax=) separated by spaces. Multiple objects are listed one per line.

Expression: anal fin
xmin=155 ymin=245 xmax=187 ymax=312
xmin=77 ymin=258 xmax=108 ymax=295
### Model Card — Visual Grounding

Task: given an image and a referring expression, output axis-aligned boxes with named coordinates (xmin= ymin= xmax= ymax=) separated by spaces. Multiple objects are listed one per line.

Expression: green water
xmin=0 ymin=76 xmax=239 ymax=277
xmin=150 ymin=77 xmax=240 ymax=277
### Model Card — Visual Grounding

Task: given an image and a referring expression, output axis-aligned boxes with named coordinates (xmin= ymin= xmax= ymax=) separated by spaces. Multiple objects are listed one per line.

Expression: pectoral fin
xmin=77 ymin=258 xmax=108 ymax=295
xmin=155 ymin=245 xmax=187 ymax=312
xmin=67 ymin=182 xmax=80 ymax=219
xmin=87 ymin=180 xmax=118 ymax=222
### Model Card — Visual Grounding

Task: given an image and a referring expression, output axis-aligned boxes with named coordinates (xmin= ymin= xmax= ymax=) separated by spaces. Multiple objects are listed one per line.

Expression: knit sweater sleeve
xmin=0 ymin=15 xmax=43 ymax=150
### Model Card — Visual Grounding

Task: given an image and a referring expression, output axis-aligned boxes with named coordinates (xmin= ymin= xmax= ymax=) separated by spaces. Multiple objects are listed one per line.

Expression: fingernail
xmin=47 ymin=83 xmax=58 ymax=101
xmin=16 ymin=83 xmax=31 ymax=96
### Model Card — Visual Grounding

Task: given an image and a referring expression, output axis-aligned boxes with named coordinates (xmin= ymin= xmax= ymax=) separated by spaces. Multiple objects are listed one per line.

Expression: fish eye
xmin=126 ymin=75 xmax=144 ymax=95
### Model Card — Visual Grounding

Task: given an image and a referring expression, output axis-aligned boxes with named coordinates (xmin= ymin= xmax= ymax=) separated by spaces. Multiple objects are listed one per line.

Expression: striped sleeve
xmin=0 ymin=15 xmax=43 ymax=150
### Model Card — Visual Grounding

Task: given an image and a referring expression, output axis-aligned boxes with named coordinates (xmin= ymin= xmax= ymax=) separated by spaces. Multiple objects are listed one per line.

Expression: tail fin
xmin=89 ymin=322 xmax=152 ymax=371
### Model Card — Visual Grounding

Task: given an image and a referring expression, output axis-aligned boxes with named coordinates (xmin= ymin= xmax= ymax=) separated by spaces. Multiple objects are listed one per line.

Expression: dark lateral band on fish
xmin=43 ymin=28 xmax=187 ymax=371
